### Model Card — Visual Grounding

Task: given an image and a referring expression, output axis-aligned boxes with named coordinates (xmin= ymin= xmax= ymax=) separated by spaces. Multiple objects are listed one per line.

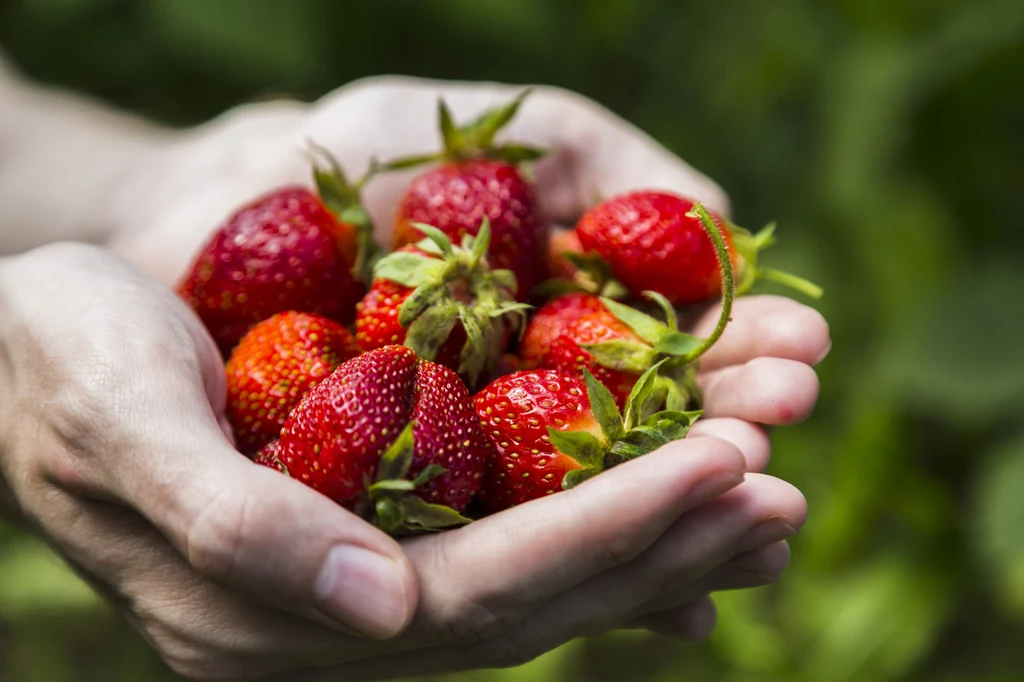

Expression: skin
xmin=0 ymin=66 xmax=830 ymax=681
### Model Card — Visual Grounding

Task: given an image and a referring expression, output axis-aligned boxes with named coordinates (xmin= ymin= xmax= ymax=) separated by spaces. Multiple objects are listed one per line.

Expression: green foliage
xmin=3 ymin=0 xmax=1024 ymax=679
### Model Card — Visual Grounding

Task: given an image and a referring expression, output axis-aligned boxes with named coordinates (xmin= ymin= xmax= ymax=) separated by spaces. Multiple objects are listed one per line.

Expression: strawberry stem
xmin=760 ymin=267 xmax=824 ymax=299
xmin=681 ymin=203 xmax=735 ymax=364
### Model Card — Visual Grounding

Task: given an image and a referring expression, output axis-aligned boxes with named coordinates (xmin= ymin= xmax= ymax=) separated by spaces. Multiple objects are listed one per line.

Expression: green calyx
xmin=578 ymin=201 xmax=737 ymax=411
xmin=550 ymin=364 xmax=702 ymax=489
xmin=531 ymin=249 xmax=630 ymax=302
xmin=364 ymin=422 xmax=473 ymax=534
xmin=309 ymin=143 xmax=384 ymax=285
xmin=378 ymin=90 xmax=546 ymax=170
xmin=372 ymin=218 xmax=530 ymax=386
xmin=730 ymin=220 xmax=823 ymax=299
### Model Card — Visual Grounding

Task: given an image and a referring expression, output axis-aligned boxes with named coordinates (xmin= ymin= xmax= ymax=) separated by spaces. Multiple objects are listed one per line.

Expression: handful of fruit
xmin=178 ymin=93 xmax=821 ymax=534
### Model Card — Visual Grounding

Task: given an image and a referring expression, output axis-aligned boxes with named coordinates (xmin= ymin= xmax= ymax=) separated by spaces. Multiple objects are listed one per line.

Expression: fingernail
xmin=736 ymin=519 xmax=798 ymax=552
xmin=686 ymin=471 xmax=744 ymax=504
xmin=315 ymin=545 xmax=409 ymax=639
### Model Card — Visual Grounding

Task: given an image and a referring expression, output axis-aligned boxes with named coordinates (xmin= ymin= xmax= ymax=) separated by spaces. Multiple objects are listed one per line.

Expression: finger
xmin=29 ymin=491 xmax=368 ymax=680
xmin=324 ymin=474 xmax=804 ymax=680
xmin=85 ymin=400 xmax=418 ymax=641
xmin=692 ymin=295 xmax=831 ymax=372
xmin=625 ymin=540 xmax=792 ymax=627
xmin=698 ymin=358 xmax=820 ymax=425
xmin=508 ymin=474 xmax=804 ymax=641
xmin=687 ymin=418 xmax=772 ymax=472
xmin=401 ymin=436 xmax=746 ymax=646
xmin=626 ymin=596 xmax=718 ymax=641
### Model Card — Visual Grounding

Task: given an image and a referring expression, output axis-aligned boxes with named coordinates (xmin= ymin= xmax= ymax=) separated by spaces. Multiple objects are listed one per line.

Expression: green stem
xmin=760 ymin=267 xmax=823 ymax=299
xmin=681 ymin=203 xmax=735 ymax=364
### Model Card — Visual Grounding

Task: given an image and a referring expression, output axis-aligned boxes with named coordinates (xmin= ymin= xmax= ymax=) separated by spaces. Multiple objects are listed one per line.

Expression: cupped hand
xmin=0 ymin=77 xmax=830 ymax=681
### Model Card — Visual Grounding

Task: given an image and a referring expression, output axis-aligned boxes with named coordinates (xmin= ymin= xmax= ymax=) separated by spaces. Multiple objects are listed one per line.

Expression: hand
xmin=103 ymin=76 xmax=732 ymax=286
xmin=0 ymin=78 xmax=830 ymax=681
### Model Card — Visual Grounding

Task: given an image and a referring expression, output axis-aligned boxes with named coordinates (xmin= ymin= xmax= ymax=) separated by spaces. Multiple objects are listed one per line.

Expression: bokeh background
xmin=2 ymin=0 xmax=1024 ymax=680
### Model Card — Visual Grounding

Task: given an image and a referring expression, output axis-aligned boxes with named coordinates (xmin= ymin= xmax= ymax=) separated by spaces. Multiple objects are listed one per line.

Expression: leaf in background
xmin=880 ymin=260 xmax=1024 ymax=426
xmin=972 ymin=432 xmax=1024 ymax=618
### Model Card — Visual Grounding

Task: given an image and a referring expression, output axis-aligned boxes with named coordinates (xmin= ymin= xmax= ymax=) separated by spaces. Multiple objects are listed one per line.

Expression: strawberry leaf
xmin=469 ymin=218 xmax=492 ymax=266
xmin=562 ymin=467 xmax=601 ymax=490
xmin=374 ymin=152 xmax=444 ymax=171
xmin=409 ymin=464 xmax=446 ymax=488
xmin=405 ymin=300 xmax=460 ymax=361
xmin=623 ymin=360 xmax=667 ymax=430
xmin=642 ymin=290 xmax=679 ymax=332
xmin=373 ymin=252 xmax=443 ymax=288
xmin=547 ymin=428 xmax=606 ymax=468
xmin=492 ymin=144 xmax=546 ymax=163
xmin=582 ymin=368 xmax=625 ymax=442
xmin=376 ymin=422 xmax=416 ymax=482
xmin=375 ymin=498 xmax=405 ymax=533
xmin=600 ymin=298 xmax=668 ymax=346
xmin=438 ymin=99 xmax=464 ymax=157
xmin=401 ymin=497 xmax=473 ymax=531
xmin=489 ymin=268 xmax=518 ymax=294
xmin=582 ymin=340 xmax=658 ymax=373
xmin=411 ymin=223 xmax=455 ymax=258
xmin=465 ymin=89 xmax=531 ymax=149
xmin=653 ymin=331 xmax=705 ymax=357
xmin=661 ymin=378 xmax=692 ymax=412
xmin=399 ymin=283 xmax=444 ymax=327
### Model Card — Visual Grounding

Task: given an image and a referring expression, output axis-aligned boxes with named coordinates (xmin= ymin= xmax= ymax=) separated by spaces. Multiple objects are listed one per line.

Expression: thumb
xmin=111 ymin=414 xmax=418 ymax=640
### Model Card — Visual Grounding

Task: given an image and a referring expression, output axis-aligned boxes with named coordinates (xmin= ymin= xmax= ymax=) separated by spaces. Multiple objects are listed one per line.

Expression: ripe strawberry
xmin=386 ymin=93 xmax=548 ymax=300
xmin=356 ymin=220 xmax=528 ymax=387
xmin=475 ymin=365 xmax=699 ymax=512
xmin=264 ymin=345 xmax=493 ymax=532
xmin=225 ymin=311 xmax=360 ymax=456
xmin=178 ymin=150 xmax=379 ymax=355
xmin=518 ymin=292 xmax=607 ymax=367
xmin=576 ymin=190 xmax=821 ymax=305
xmin=547 ymin=229 xmax=585 ymax=280
xmin=542 ymin=204 xmax=740 ymax=410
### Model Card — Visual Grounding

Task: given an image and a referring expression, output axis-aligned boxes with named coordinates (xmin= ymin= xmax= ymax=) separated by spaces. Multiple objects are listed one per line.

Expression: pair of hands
xmin=0 ymin=78 xmax=829 ymax=681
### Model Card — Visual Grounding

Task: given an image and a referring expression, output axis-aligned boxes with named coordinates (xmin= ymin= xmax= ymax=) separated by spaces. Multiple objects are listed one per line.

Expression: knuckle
xmin=429 ymin=537 xmax=518 ymax=643
xmin=184 ymin=488 xmax=249 ymax=583
xmin=144 ymin=623 xmax=243 ymax=682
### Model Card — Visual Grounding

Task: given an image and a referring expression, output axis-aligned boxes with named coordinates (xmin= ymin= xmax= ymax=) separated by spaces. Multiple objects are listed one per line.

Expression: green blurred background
xmin=2 ymin=0 xmax=1023 ymax=680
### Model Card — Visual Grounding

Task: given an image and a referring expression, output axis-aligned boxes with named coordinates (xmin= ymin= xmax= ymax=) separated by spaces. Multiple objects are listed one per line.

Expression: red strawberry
xmin=475 ymin=365 xmax=699 ymax=512
xmin=225 ymin=311 xmax=360 ymax=456
xmin=178 ymin=150 xmax=379 ymax=355
xmin=576 ymin=191 xmax=821 ymax=305
xmin=518 ymin=292 xmax=607 ymax=367
xmin=356 ymin=220 xmax=527 ymax=388
xmin=264 ymin=345 xmax=493 ymax=532
xmin=542 ymin=205 xmax=740 ymax=410
xmin=547 ymin=229 xmax=585 ymax=280
xmin=545 ymin=309 xmax=645 ymax=407
xmin=385 ymin=93 xmax=548 ymax=300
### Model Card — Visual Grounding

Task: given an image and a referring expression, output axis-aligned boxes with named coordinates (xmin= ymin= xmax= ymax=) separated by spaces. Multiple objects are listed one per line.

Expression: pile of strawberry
xmin=178 ymin=94 xmax=821 ymax=534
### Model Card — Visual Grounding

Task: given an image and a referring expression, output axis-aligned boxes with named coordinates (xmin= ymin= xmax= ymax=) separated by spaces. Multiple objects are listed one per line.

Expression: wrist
xmin=0 ymin=68 xmax=178 ymax=253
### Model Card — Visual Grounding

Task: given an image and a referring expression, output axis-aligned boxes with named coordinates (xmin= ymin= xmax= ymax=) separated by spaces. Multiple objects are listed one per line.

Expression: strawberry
xmin=576 ymin=190 xmax=821 ymax=305
xmin=263 ymin=345 xmax=493 ymax=532
xmin=385 ymin=93 xmax=548 ymax=300
xmin=178 ymin=149 xmax=379 ymax=355
xmin=356 ymin=220 xmax=529 ymax=387
xmin=474 ymin=365 xmax=700 ymax=512
xmin=543 ymin=204 xmax=739 ymax=410
xmin=518 ymin=292 xmax=607 ymax=367
xmin=225 ymin=311 xmax=360 ymax=456
xmin=547 ymin=229 xmax=585 ymax=280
